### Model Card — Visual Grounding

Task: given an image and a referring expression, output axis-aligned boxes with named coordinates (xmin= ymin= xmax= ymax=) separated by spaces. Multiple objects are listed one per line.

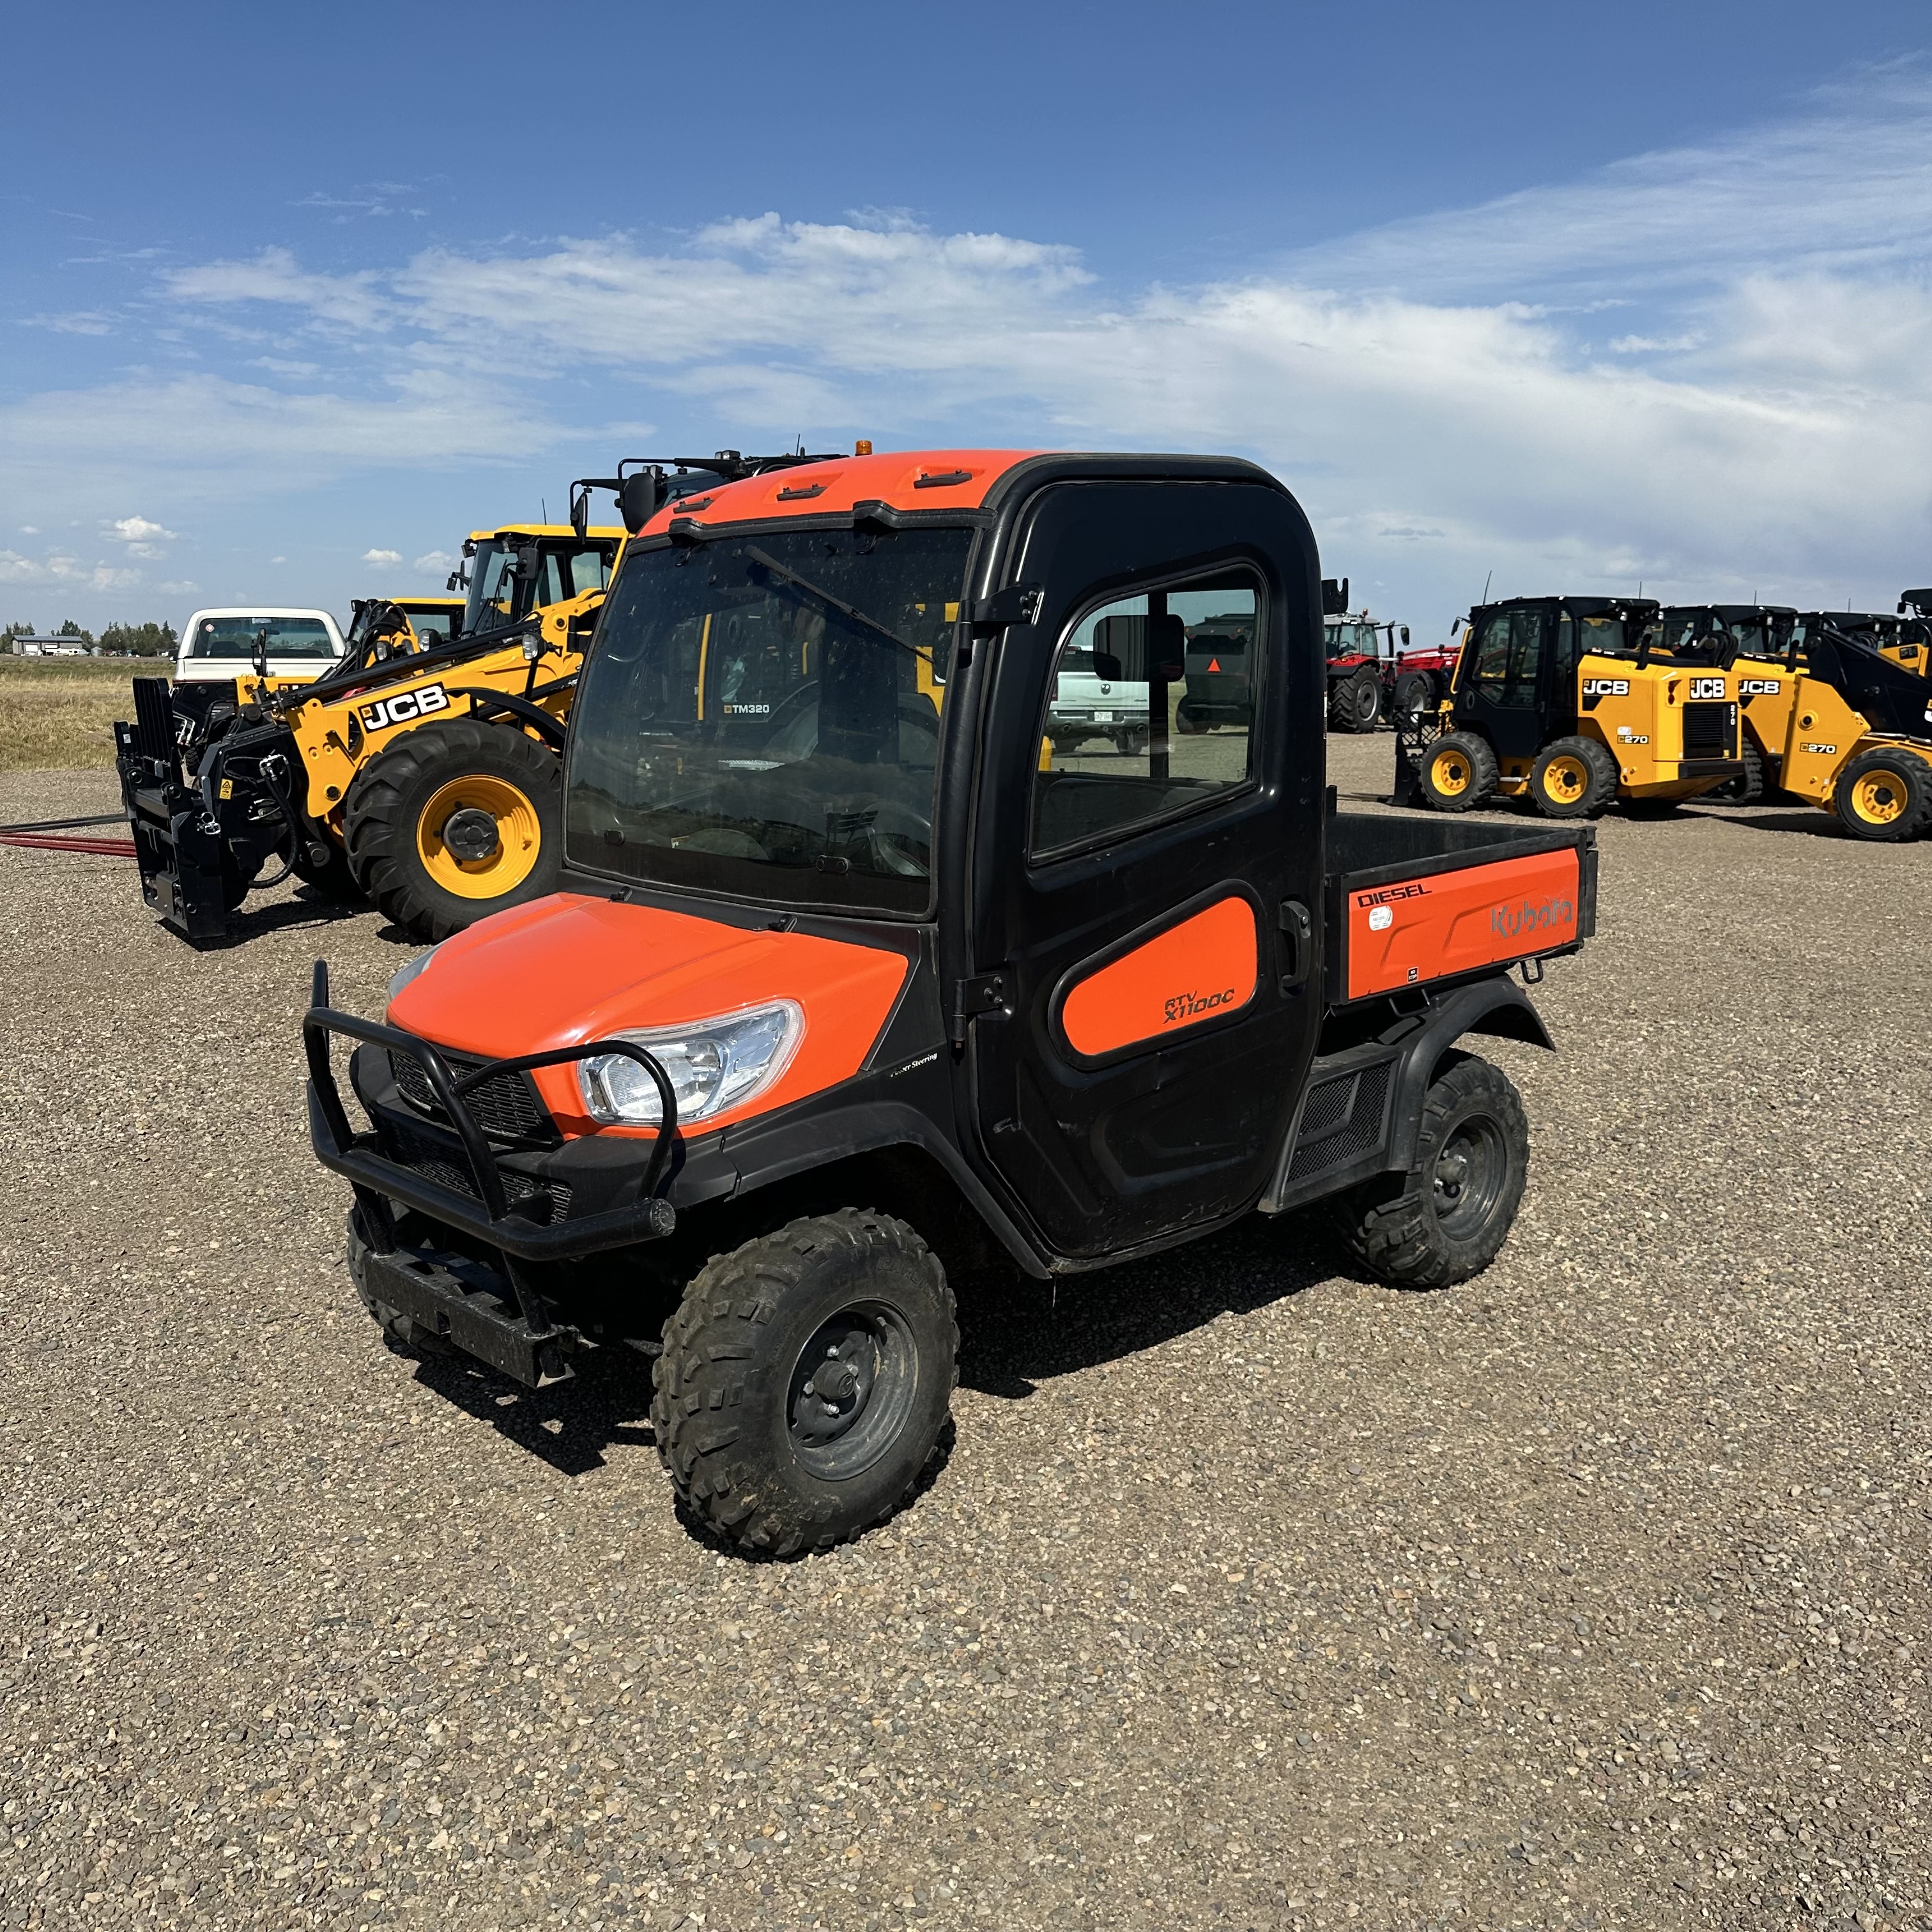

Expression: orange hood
xmin=388 ymin=893 xmax=910 ymax=1136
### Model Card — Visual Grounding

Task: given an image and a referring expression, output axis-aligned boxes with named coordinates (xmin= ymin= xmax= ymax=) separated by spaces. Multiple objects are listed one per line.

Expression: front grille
xmin=1681 ymin=700 xmax=1736 ymax=758
xmin=390 ymin=1049 xmax=554 ymax=1144
xmin=1287 ymin=1061 xmax=1392 ymax=1183
xmin=383 ymin=1122 xmax=573 ymax=1225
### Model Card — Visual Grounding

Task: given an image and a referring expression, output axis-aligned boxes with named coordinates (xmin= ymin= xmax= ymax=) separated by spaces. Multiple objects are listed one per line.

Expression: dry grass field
xmin=0 ymin=656 xmax=143 ymax=772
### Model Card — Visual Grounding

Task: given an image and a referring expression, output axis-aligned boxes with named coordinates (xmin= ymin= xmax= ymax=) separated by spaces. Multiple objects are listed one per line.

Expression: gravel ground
xmin=2 ymin=742 xmax=1928 ymax=1932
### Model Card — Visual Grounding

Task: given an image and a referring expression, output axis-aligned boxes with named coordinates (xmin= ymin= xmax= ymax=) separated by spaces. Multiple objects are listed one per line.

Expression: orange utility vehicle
xmin=305 ymin=448 xmax=1598 ymax=1555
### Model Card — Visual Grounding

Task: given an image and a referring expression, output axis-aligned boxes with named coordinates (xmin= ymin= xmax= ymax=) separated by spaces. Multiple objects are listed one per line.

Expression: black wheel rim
xmin=786 ymin=1301 xmax=919 ymax=1480
xmin=1430 ymin=1111 xmax=1508 ymax=1241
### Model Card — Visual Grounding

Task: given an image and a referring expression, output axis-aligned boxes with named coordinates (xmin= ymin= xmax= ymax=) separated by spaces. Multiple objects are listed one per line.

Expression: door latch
xmin=1278 ymin=900 xmax=1313 ymax=996
xmin=949 ymin=972 xmax=1011 ymax=1044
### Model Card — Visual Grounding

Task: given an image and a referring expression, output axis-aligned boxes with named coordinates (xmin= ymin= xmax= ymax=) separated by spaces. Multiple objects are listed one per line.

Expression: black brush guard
xmin=304 ymin=962 xmax=680 ymax=1385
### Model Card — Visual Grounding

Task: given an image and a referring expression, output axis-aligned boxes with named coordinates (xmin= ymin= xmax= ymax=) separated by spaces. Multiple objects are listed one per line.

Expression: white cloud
xmin=157 ymin=579 xmax=201 ymax=595
xmin=413 ymin=549 xmax=456 ymax=574
xmin=10 ymin=70 xmax=1932 ymax=625
xmin=0 ymin=549 xmax=142 ymax=592
xmin=362 ymin=548 xmax=402 ymax=565
xmin=20 ymin=311 xmax=116 ymax=336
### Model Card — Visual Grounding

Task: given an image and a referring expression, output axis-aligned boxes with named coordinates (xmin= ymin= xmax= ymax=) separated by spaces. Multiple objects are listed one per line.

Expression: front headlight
xmin=577 ymin=1000 xmax=803 ymax=1127
xmin=385 ymin=943 xmax=443 ymax=1011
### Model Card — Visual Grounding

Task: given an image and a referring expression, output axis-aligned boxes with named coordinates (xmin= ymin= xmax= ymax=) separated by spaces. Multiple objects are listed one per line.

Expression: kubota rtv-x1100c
xmin=305 ymin=448 xmax=1599 ymax=1555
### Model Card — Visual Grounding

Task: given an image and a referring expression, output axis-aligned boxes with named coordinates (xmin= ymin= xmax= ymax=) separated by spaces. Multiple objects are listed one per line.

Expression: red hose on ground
xmin=0 ymin=831 xmax=137 ymax=855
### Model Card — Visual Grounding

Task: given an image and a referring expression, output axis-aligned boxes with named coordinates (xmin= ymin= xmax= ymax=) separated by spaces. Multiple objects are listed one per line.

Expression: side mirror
xmin=1321 ymin=577 xmax=1349 ymax=617
xmin=618 ymin=471 xmax=665 ymax=534
xmin=1400 ymin=625 xmax=1410 ymax=647
xmin=571 ymin=487 xmax=590 ymax=540
xmin=1092 ymin=652 xmax=1124 ymax=681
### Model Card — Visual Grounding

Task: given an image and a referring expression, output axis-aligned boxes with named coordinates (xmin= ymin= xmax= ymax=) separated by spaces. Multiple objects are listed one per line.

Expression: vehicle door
xmin=1457 ymin=606 xmax=1547 ymax=759
xmin=963 ymin=480 xmax=1324 ymax=1257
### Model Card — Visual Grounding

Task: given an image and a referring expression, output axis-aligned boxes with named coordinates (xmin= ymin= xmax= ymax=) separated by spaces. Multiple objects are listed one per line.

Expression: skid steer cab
xmin=305 ymin=447 xmax=1599 ymax=1556
xmin=1397 ymin=594 xmax=1746 ymax=820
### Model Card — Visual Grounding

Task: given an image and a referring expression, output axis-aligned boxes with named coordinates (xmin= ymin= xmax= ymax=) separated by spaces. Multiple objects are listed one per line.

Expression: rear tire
xmin=344 ymin=716 xmax=562 ymax=942
xmin=1327 ymin=1054 xmax=1528 ymax=1289
xmin=1330 ymin=669 xmax=1382 ymax=733
xmin=1416 ymin=731 xmax=1499 ymax=812
xmin=1832 ymin=746 xmax=1932 ymax=842
xmin=1527 ymin=735 xmax=1616 ymax=818
xmin=1392 ymin=672 xmax=1434 ymax=727
xmin=652 ymin=1210 xmax=958 ymax=1556
xmin=1705 ymin=739 xmax=1765 ymax=806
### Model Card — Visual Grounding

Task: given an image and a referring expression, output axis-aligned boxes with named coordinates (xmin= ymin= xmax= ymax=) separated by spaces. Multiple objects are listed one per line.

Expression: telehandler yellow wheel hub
xmin=417 ymin=774 xmax=542 ymax=897
xmin=1430 ymin=747 xmax=1471 ymax=796
xmin=1849 ymin=767 xmax=1911 ymax=827
xmin=1539 ymin=753 xmax=1589 ymax=806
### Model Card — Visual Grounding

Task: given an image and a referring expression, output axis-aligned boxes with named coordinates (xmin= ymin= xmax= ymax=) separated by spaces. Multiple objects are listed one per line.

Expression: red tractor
xmin=1322 ymin=578 xmax=1459 ymax=732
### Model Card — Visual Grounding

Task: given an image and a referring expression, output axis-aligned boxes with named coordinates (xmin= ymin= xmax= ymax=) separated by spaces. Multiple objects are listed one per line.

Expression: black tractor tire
xmin=1832 ymin=746 xmax=1932 ymax=842
xmin=1327 ymin=1054 xmax=1529 ymax=1290
xmin=1329 ymin=669 xmax=1382 ymax=733
xmin=289 ymin=836 xmax=363 ymax=903
xmin=652 ymin=1209 xmax=958 ymax=1557
xmin=1114 ymin=726 xmax=1151 ymax=756
xmin=346 ymin=1206 xmax=455 ymax=1358
xmin=1705 ymin=739 xmax=1766 ymax=806
xmin=343 ymin=716 xmax=563 ymax=943
xmin=1415 ymin=730 xmax=1499 ymax=812
xmin=1392 ymin=672 xmax=1434 ymax=728
xmin=1174 ymin=702 xmax=1207 ymax=735
xmin=1527 ymin=735 xmax=1617 ymax=819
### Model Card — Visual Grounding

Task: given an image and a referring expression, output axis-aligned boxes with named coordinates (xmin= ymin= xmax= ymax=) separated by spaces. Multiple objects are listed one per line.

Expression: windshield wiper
xmin=742 ymin=545 xmax=919 ymax=659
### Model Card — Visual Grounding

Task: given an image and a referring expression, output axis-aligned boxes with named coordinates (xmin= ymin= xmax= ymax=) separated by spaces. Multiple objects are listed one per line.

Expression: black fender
xmin=689 ymin=1096 xmax=1054 ymax=1280
xmin=1384 ymin=973 xmax=1552 ymax=1171
xmin=1261 ymin=971 xmax=1552 ymax=1213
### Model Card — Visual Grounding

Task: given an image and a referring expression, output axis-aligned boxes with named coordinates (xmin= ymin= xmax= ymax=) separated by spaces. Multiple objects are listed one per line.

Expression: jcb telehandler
xmin=1397 ymin=595 xmax=1744 ymax=818
xmin=303 ymin=446 xmax=1599 ymax=1556
xmin=115 ymin=452 xmax=834 ymax=944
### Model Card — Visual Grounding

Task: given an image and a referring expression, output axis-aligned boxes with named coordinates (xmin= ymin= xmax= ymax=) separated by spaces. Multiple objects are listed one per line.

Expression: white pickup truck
xmin=174 ymin=606 xmax=344 ymax=685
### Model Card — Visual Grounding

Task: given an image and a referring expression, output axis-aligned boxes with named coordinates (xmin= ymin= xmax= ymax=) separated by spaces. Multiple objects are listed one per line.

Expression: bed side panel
xmin=1344 ymin=847 xmax=1582 ymax=1000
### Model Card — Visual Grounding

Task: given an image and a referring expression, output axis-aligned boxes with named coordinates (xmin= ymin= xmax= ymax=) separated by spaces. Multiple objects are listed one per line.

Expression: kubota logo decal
xmin=360 ymin=683 xmax=451 ymax=731
xmin=1491 ymin=896 xmax=1575 ymax=937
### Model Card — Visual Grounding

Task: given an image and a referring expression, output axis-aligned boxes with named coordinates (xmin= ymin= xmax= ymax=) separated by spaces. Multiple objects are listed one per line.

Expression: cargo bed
xmin=1323 ymin=810 xmax=1595 ymax=1006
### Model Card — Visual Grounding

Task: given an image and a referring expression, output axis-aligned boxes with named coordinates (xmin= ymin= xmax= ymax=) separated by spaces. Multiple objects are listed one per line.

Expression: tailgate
xmin=1328 ymin=820 xmax=1593 ymax=1004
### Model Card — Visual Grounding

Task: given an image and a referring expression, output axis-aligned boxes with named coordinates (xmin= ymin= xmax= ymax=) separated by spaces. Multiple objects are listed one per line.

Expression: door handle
xmin=1278 ymin=900 xmax=1313 ymax=996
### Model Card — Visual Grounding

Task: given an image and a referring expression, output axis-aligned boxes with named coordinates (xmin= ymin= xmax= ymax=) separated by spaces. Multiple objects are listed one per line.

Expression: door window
xmin=1031 ymin=575 xmax=1261 ymax=858
xmin=1470 ymin=610 xmax=1542 ymax=708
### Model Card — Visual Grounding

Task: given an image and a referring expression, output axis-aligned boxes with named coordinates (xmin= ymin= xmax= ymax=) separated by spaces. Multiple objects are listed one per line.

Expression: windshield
xmin=188 ymin=617 xmax=335 ymax=660
xmin=463 ymin=539 xmax=614 ymax=636
xmin=567 ymin=526 xmax=974 ymax=914
xmin=399 ymin=601 xmax=461 ymax=647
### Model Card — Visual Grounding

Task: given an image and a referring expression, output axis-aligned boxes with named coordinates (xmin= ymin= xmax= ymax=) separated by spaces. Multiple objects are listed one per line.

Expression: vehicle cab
xmin=174 ymin=606 xmax=344 ymax=684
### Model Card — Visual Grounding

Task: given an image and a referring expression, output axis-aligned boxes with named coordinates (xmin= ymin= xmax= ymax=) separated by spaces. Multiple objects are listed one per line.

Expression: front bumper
xmin=304 ymin=963 xmax=678 ymax=1264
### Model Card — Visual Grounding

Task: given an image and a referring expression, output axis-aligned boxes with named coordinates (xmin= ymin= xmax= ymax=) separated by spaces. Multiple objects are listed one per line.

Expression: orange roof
xmin=636 ymin=448 xmax=1043 ymax=536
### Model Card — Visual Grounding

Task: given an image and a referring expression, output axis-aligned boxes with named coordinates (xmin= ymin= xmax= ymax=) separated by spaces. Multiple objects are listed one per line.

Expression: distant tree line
xmin=3 ymin=617 xmax=178 ymax=656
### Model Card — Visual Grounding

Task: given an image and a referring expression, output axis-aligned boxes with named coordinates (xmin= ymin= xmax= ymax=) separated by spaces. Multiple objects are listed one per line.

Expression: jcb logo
xmin=359 ymin=684 xmax=452 ymax=732
xmin=1581 ymin=677 xmax=1630 ymax=696
xmin=1739 ymin=678 xmax=1781 ymax=694
xmin=1689 ymin=677 xmax=1726 ymax=699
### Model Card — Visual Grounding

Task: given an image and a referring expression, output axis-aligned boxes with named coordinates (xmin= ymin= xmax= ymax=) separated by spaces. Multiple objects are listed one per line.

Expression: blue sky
xmin=4 ymin=1 xmax=1929 ymax=638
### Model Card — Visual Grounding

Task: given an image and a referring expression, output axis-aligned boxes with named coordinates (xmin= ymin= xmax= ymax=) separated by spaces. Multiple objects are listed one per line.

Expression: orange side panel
xmin=1059 ymin=896 xmax=1259 ymax=1059
xmin=389 ymin=894 xmax=910 ymax=1138
xmin=639 ymin=448 xmax=1041 ymax=535
xmin=1346 ymin=849 xmax=1581 ymax=1000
